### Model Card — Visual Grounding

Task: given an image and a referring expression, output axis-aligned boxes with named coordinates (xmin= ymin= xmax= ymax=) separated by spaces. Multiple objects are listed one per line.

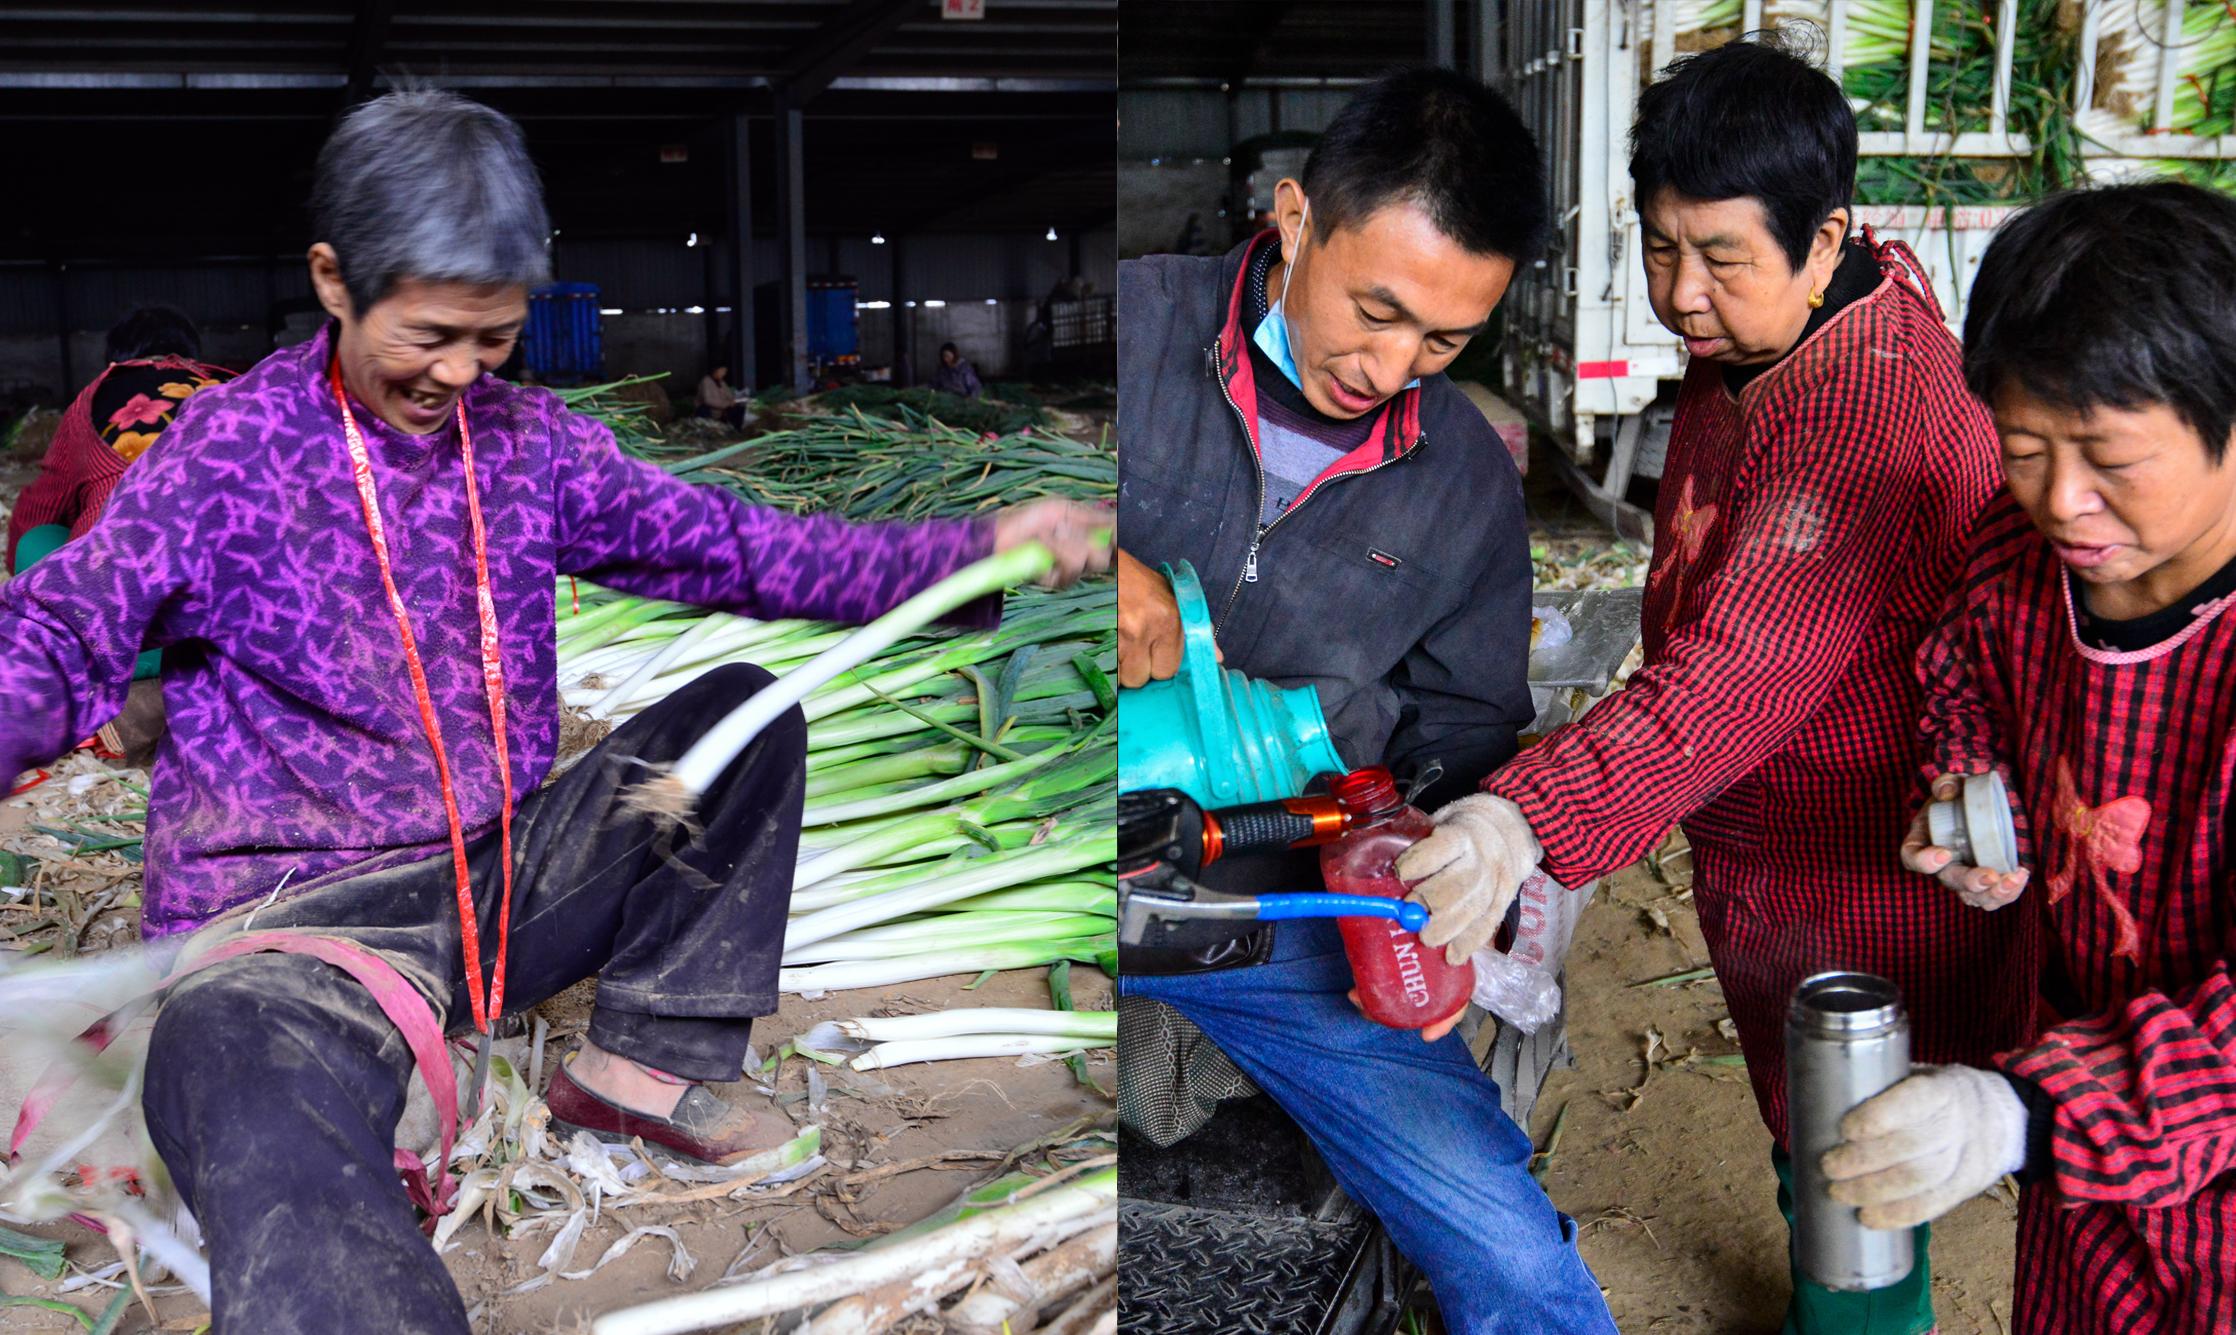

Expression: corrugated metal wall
xmin=0 ymin=260 xmax=314 ymax=337
xmin=552 ymin=228 xmax=1116 ymax=308
xmin=0 ymin=227 xmax=1119 ymax=341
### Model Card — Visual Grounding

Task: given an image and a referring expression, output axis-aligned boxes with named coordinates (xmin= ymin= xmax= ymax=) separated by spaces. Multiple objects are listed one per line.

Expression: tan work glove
xmin=1820 ymin=1064 xmax=2031 ymax=1228
xmin=1393 ymin=793 xmax=1541 ymax=965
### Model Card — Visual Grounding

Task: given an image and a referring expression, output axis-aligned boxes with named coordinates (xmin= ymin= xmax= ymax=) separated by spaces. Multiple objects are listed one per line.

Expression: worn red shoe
xmin=544 ymin=1055 xmax=796 ymax=1166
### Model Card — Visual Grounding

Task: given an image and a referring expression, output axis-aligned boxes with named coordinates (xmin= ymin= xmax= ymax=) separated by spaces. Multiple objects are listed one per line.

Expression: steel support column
xmin=1430 ymin=0 xmax=1458 ymax=69
xmin=725 ymin=109 xmax=756 ymax=390
xmin=774 ymin=97 xmax=809 ymax=393
xmin=892 ymin=233 xmax=914 ymax=387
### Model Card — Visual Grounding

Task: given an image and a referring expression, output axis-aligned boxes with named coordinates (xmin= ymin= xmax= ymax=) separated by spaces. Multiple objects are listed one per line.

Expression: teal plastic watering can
xmin=1116 ymin=560 xmax=1347 ymax=807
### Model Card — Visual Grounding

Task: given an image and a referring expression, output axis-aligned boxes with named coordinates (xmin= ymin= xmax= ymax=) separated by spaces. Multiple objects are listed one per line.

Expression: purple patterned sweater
xmin=0 ymin=326 xmax=994 ymax=936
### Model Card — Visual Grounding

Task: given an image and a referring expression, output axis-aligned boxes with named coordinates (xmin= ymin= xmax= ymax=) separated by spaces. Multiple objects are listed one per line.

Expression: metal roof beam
xmin=0 ymin=71 xmax=1107 ymax=93
xmin=777 ymin=0 xmax=923 ymax=105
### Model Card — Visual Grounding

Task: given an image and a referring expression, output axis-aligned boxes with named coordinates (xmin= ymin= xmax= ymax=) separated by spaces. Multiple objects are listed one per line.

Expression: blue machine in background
xmin=808 ymin=277 xmax=860 ymax=369
xmin=524 ymin=282 xmax=603 ymax=384
xmin=756 ymin=275 xmax=860 ymax=387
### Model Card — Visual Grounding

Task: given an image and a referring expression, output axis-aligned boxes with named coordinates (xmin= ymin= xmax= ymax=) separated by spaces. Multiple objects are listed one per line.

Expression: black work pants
xmin=141 ymin=664 xmax=805 ymax=1334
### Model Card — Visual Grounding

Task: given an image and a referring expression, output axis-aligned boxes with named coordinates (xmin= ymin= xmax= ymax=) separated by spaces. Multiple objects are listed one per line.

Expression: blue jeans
xmin=1123 ymin=919 xmax=1617 ymax=1335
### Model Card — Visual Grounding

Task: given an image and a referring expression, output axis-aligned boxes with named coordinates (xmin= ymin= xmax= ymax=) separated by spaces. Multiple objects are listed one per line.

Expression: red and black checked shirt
xmin=1923 ymin=494 xmax=2236 ymax=1333
xmin=1484 ymin=242 xmax=2034 ymax=1143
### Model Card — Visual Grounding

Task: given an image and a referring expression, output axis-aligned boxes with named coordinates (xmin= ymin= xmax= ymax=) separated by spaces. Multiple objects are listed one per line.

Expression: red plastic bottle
xmin=1321 ymin=767 xmax=1477 ymax=1029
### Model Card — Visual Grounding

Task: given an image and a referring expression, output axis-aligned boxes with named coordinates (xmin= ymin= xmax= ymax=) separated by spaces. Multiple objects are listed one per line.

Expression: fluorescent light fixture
xmin=856 ymin=300 xmax=893 ymax=310
xmin=870 ymin=231 xmax=887 ymax=245
xmin=599 ymin=307 xmax=623 ymax=316
xmin=685 ymin=305 xmax=705 ymax=314
xmin=985 ymin=299 xmax=998 ymax=305
xmin=923 ymin=299 xmax=946 ymax=308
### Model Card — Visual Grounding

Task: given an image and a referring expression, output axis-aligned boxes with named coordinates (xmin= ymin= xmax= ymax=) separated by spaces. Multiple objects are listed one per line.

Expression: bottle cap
xmin=1924 ymin=771 xmax=2018 ymax=874
xmin=1330 ymin=766 xmax=1401 ymax=816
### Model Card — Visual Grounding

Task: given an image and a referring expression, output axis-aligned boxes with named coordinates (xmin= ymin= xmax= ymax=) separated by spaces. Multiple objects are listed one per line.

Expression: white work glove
xmin=1901 ymin=773 xmax=2029 ymax=911
xmin=1819 ymin=1064 xmax=2030 ymax=1229
xmin=1392 ymin=794 xmax=1541 ymax=966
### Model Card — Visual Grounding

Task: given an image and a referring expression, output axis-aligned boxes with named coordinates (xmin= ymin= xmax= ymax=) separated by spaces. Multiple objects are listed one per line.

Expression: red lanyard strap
xmin=329 ymin=360 xmax=516 ymax=1035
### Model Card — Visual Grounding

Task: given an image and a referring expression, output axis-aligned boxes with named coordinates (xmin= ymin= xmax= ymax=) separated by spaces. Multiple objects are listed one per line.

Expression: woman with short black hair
xmin=1399 ymin=32 xmax=2028 ymax=1333
xmin=1824 ymin=181 xmax=2236 ymax=1334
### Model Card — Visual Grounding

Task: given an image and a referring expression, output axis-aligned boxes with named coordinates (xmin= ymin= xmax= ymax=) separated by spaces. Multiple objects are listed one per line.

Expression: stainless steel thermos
xmin=1786 ymin=971 xmax=1914 ymax=1291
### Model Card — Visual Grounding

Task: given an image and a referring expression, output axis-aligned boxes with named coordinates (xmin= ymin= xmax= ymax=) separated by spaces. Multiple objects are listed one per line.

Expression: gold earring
xmin=1808 ymin=289 xmax=1825 ymax=310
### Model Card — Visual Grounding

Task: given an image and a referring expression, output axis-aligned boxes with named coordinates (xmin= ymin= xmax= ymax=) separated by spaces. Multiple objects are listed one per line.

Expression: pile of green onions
xmin=617 ymin=408 xmax=1113 ymax=523
xmin=555 ymin=395 xmax=1117 ymax=998
xmin=556 ymin=575 xmax=1115 ymax=994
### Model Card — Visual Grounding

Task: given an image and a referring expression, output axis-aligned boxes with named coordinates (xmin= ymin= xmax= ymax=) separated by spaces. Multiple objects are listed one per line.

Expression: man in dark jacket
xmin=1117 ymin=69 xmax=1615 ymax=1332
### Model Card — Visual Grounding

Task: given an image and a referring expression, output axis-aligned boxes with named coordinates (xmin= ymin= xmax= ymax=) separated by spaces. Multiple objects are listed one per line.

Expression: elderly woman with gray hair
xmin=0 ymin=91 xmax=1108 ymax=1332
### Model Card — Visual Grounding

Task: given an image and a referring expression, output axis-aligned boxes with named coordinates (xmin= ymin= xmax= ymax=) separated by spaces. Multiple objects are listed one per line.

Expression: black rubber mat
xmin=1118 ymin=1198 xmax=1380 ymax=1334
xmin=1119 ymin=1094 xmax=1405 ymax=1334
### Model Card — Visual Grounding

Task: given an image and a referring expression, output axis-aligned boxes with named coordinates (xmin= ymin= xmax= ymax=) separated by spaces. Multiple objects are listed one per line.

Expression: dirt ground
xmin=1531 ymin=837 xmax=2020 ymax=1334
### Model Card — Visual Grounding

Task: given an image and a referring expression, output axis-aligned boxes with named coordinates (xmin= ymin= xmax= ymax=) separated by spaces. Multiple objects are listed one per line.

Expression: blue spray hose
xmin=1255 ymin=893 xmax=1429 ymax=933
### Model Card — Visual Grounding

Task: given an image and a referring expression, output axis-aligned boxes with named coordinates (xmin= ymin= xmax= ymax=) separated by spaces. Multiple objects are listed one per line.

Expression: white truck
xmin=1494 ymin=0 xmax=2225 ymax=537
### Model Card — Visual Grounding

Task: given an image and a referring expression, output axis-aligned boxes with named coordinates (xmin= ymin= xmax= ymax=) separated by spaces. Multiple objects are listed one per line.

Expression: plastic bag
xmin=1469 ymin=869 xmax=1593 ymax=1033
xmin=1530 ymin=604 xmax=1575 ymax=654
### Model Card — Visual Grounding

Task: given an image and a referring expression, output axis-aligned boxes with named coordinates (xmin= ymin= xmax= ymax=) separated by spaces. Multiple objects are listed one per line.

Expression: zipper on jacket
xmin=1207 ymin=340 xmax=1420 ymax=630
xmin=1209 ymin=341 xmax=1272 ymax=628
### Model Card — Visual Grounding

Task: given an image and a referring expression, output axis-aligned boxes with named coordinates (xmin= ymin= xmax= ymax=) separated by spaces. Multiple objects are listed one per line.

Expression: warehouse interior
xmin=0 ymin=1 xmax=1117 ymax=417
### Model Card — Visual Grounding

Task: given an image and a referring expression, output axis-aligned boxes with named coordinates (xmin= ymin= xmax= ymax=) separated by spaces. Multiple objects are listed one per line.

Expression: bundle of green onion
xmin=555 ymin=393 xmax=1118 ymax=998
xmin=1669 ymin=0 xmax=1744 ymax=35
xmin=1736 ymin=2 xmax=2074 ymax=205
xmin=2091 ymin=2 xmax=2236 ymax=193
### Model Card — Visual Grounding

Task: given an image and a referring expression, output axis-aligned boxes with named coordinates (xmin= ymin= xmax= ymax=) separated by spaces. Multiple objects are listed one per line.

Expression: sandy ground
xmin=1532 ymin=837 xmax=2020 ymax=1334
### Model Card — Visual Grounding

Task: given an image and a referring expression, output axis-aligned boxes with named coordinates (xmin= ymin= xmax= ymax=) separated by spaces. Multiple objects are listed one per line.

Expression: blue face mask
xmin=1251 ymin=202 xmax=1420 ymax=398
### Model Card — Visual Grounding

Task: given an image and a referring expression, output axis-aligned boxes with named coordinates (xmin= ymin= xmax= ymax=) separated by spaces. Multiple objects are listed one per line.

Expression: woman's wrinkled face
xmin=1640 ymin=190 xmax=1844 ymax=367
xmin=309 ymin=243 xmax=526 ymax=435
xmin=1993 ymin=382 xmax=2236 ymax=617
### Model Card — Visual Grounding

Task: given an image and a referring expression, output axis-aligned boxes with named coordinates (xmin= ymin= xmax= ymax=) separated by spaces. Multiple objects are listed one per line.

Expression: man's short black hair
xmin=1630 ymin=32 xmax=1856 ymax=271
xmin=1965 ymin=182 xmax=2236 ymax=464
xmin=105 ymin=304 xmax=201 ymax=363
xmin=1302 ymin=66 xmax=1549 ymax=264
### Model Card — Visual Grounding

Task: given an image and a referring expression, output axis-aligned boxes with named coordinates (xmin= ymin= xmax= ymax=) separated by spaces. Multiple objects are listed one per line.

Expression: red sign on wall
xmin=942 ymin=0 xmax=985 ymax=18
